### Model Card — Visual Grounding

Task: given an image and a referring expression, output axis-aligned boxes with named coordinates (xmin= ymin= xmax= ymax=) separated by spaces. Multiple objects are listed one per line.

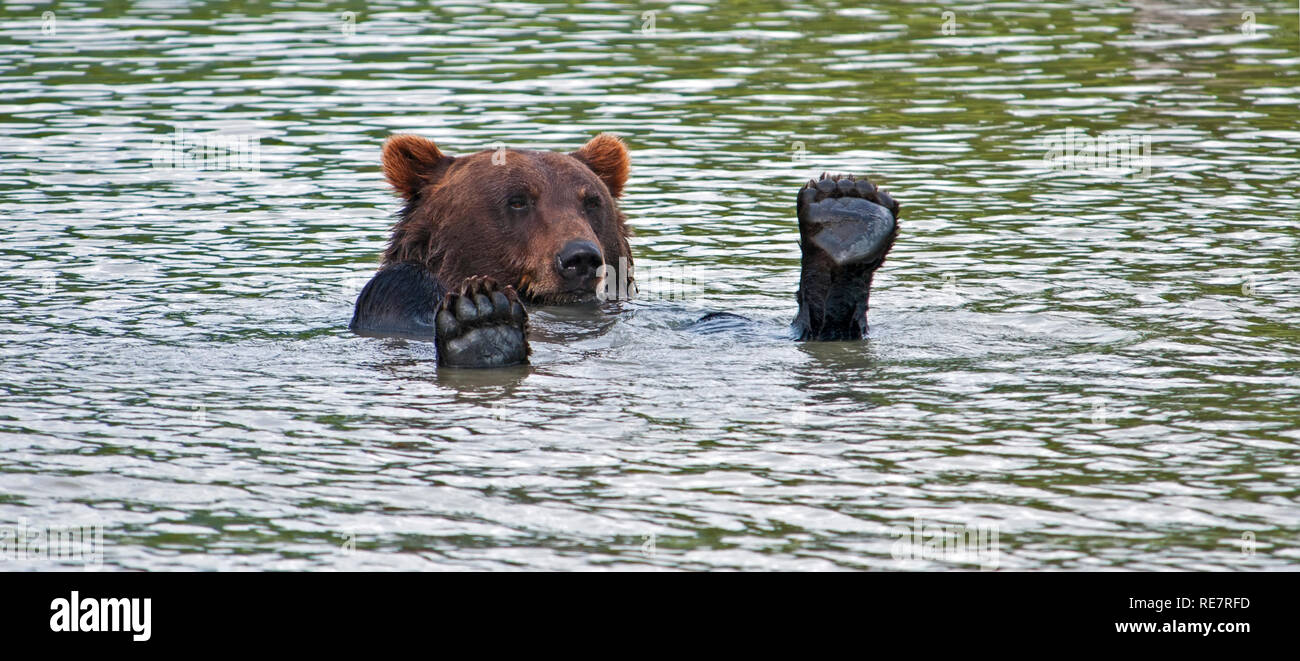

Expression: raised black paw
xmin=797 ymin=173 xmax=899 ymax=268
xmin=434 ymin=276 xmax=530 ymax=368
xmin=794 ymin=174 xmax=900 ymax=341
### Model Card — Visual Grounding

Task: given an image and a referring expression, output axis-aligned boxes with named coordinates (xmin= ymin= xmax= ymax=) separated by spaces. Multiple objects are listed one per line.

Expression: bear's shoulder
xmin=349 ymin=262 xmax=447 ymax=336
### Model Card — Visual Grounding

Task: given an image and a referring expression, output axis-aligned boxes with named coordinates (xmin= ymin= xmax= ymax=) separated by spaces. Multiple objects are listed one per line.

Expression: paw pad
xmin=797 ymin=174 xmax=900 ymax=269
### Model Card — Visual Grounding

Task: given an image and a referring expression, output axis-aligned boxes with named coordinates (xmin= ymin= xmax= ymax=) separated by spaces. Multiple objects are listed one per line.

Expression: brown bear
xmin=350 ymin=133 xmax=900 ymax=367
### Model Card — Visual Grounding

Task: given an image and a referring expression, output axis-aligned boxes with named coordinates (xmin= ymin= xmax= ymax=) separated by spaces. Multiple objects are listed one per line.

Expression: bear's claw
xmin=434 ymin=276 xmax=530 ymax=368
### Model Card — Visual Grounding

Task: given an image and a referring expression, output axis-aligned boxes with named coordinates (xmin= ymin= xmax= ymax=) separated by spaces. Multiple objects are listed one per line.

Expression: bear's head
xmin=379 ymin=133 xmax=633 ymax=304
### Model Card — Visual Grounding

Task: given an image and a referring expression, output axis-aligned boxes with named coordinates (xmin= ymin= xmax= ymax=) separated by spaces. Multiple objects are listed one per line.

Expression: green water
xmin=1 ymin=0 xmax=1297 ymax=570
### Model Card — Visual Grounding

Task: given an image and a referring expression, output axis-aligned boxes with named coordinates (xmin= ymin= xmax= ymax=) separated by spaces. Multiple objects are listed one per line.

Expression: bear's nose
xmin=556 ymin=240 xmax=603 ymax=288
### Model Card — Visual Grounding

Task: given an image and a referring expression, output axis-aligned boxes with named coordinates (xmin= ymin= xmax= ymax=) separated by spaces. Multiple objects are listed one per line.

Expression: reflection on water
xmin=0 ymin=1 xmax=1297 ymax=570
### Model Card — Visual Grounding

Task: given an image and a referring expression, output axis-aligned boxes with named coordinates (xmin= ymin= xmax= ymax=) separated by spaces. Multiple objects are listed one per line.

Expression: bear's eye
xmin=582 ymin=195 xmax=602 ymax=212
xmin=507 ymin=194 xmax=530 ymax=211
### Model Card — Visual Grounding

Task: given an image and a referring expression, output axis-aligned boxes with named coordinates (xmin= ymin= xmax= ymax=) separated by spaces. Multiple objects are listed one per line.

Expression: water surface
xmin=1 ymin=0 xmax=1298 ymax=570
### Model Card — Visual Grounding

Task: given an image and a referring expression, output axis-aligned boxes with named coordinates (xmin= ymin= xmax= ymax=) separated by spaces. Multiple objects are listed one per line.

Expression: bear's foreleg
xmin=350 ymin=262 xmax=446 ymax=337
xmin=351 ymin=265 xmax=530 ymax=367
xmin=791 ymin=175 xmax=900 ymax=341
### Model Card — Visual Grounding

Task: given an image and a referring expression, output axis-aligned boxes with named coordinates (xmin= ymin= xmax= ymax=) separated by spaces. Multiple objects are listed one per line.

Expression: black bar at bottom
xmin=3 ymin=571 xmax=1289 ymax=650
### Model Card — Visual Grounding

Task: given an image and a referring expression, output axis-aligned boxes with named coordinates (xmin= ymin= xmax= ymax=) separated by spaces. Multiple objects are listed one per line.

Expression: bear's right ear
xmin=571 ymin=133 xmax=629 ymax=198
xmin=382 ymin=134 xmax=455 ymax=199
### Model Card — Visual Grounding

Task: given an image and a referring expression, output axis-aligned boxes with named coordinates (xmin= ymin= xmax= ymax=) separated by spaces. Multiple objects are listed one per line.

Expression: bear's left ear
xmin=382 ymin=134 xmax=455 ymax=200
xmin=571 ymin=133 xmax=629 ymax=198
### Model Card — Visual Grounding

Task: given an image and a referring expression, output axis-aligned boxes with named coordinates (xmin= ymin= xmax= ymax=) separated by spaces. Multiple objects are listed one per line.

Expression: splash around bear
xmin=350 ymin=133 xmax=900 ymax=368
